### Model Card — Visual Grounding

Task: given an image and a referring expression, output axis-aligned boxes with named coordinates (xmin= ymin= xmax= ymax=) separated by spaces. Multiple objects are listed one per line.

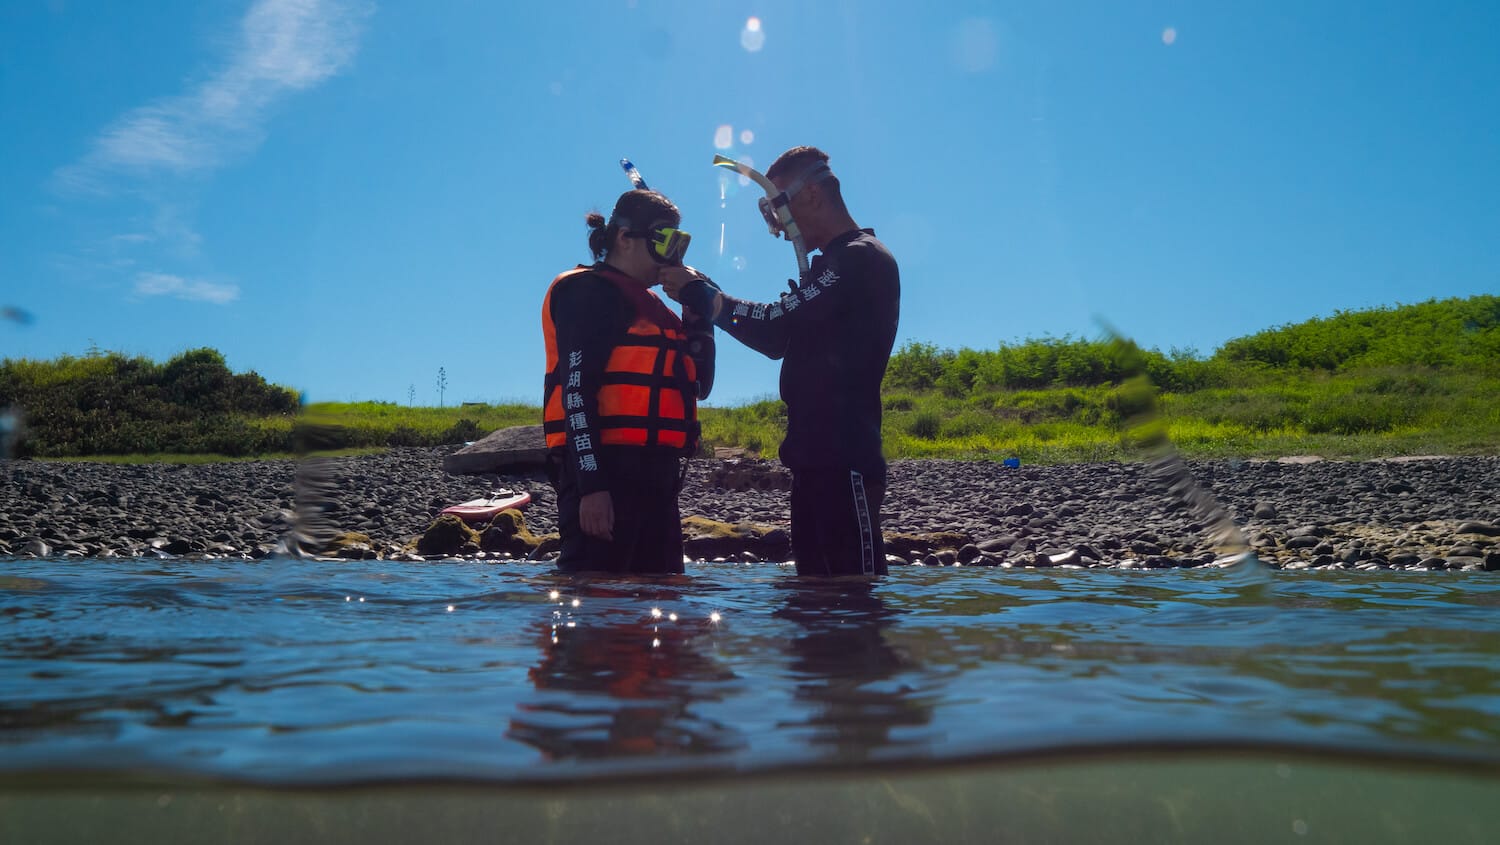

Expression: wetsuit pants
xmin=549 ymin=447 xmax=685 ymax=575
xmin=789 ymin=467 xmax=887 ymax=577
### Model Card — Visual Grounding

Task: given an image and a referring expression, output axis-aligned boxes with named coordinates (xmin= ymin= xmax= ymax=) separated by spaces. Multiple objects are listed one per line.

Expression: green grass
xmin=44 ymin=448 xmax=388 ymax=465
xmin=874 ymin=370 xmax=1500 ymax=463
xmin=9 ymin=294 xmax=1500 ymax=463
xmin=22 ymin=373 xmax=1500 ymax=465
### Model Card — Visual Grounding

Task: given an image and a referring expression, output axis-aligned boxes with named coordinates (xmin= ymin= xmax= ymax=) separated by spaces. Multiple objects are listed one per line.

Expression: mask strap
xmin=780 ymin=162 xmax=831 ymax=201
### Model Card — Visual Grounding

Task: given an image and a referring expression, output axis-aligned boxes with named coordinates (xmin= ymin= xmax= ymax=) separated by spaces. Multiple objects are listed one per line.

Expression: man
xmin=663 ymin=146 xmax=900 ymax=577
xmin=542 ymin=188 xmax=715 ymax=575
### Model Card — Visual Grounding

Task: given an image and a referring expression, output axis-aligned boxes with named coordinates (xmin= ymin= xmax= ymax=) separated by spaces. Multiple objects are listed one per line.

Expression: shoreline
xmin=2 ymin=449 xmax=1497 ymax=571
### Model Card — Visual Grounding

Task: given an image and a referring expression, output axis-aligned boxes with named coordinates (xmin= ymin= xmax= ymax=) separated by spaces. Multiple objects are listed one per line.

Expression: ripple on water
xmin=0 ymin=559 xmax=1498 ymax=786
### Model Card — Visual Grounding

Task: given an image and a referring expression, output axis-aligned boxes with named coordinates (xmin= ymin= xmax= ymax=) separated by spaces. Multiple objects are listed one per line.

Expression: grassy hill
xmin=4 ymin=295 xmax=1497 ymax=462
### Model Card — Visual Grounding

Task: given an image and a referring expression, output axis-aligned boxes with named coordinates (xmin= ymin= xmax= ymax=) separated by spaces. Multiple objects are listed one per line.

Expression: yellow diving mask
xmin=629 ymin=224 xmax=690 ymax=265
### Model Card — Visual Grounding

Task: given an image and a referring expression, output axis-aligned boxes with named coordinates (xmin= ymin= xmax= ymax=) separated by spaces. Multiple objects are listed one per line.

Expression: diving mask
xmin=610 ymin=214 xmax=692 ymax=265
xmin=758 ymin=161 xmax=832 ymax=239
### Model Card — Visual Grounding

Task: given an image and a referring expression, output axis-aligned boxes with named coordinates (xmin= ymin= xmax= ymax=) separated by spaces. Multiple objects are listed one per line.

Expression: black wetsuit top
xmin=547 ymin=263 xmax=715 ymax=496
xmin=713 ymin=229 xmax=900 ymax=472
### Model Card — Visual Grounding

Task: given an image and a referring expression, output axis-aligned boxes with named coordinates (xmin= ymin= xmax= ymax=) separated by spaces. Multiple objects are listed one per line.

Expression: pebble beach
xmin=2 ymin=449 xmax=1498 ymax=571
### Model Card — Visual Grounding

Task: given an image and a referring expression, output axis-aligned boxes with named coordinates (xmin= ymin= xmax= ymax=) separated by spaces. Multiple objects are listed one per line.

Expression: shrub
xmin=884 ymin=341 xmax=952 ymax=391
xmin=907 ymin=411 xmax=941 ymax=439
xmin=441 ymin=418 xmax=482 ymax=444
xmin=1304 ymin=395 xmax=1407 ymax=435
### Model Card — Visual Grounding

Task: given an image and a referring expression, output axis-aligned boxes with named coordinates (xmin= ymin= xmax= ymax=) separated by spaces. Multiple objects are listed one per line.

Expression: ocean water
xmin=3 ymin=560 xmax=1499 ymax=843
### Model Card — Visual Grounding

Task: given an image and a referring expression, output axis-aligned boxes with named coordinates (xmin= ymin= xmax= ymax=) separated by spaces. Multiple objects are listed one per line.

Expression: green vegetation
xmin=0 ymin=348 xmax=297 ymax=458
xmin=862 ymin=295 xmax=1500 ymax=462
xmin=5 ymin=295 xmax=1498 ymax=462
xmin=255 ymin=401 xmax=539 ymax=452
xmin=0 ymin=348 xmax=533 ymax=459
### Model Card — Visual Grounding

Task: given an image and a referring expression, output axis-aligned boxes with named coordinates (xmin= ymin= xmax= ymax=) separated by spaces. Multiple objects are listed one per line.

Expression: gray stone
xmin=1252 ymin=502 xmax=1278 ymax=519
xmin=977 ymin=537 xmax=1012 ymax=553
xmin=1049 ymin=549 xmax=1083 ymax=567
xmin=442 ymin=424 xmax=547 ymax=475
xmin=1457 ymin=521 xmax=1500 ymax=537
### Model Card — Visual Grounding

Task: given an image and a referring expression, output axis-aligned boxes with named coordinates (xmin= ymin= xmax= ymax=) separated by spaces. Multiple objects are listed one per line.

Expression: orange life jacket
xmin=542 ymin=266 xmax=699 ymax=452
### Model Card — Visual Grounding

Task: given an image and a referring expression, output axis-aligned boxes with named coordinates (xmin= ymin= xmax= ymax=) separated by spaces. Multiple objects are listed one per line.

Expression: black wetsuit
xmin=712 ymin=229 xmax=901 ymax=576
xmin=546 ymin=264 xmax=714 ymax=575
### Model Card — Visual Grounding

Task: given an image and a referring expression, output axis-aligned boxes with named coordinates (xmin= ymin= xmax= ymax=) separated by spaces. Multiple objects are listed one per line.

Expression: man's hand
xmin=661 ymin=266 xmax=723 ymax=320
xmin=579 ymin=490 xmax=614 ymax=541
xmin=659 ymin=266 xmax=701 ymax=300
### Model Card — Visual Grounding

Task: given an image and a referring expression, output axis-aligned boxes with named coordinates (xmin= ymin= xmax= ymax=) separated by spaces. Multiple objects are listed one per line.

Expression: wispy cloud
xmin=59 ymin=0 xmax=367 ymax=189
xmin=135 ymin=272 xmax=241 ymax=305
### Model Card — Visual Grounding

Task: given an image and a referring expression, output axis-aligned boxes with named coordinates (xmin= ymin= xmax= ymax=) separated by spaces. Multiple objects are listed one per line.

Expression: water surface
xmin=3 ymin=560 xmax=1499 ymax=841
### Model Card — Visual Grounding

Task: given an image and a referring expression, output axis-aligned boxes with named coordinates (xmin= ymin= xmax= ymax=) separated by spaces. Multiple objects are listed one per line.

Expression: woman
xmin=541 ymin=189 xmax=715 ymax=574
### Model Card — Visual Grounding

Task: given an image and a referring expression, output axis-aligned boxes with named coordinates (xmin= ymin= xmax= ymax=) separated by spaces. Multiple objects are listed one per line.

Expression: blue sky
xmin=2 ymin=0 xmax=1496 ymax=405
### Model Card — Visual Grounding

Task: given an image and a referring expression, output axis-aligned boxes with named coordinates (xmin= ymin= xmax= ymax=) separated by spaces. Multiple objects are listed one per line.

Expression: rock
xmin=478 ymin=509 xmax=544 ymax=555
xmin=1457 ymin=521 xmax=1500 ymax=537
xmin=1048 ymin=549 xmax=1083 ymax=567
xmin=531 ymin=531 xmax=561 ymax=558
xmin=1253 ymin=502 xmax=1278 ymax=519
xmin=416 ymin=514 xmax=481 ymax=556
xmin=707 ymin=459 xmax=792 ymax=492
xmin=680 ymin=516 xmax=791 ymax=562
xmin=882 ymin=531 xmax=974 ymax=559
xmin=442 ymin=425 xmax=548 ymax=475
xmin=957 ymin=544 xmax=982 ymax=564
xmin=324 ymin=531 xmax=379 ymax=560
xmin=1286 ymin=535 xmax=1321 ymax=550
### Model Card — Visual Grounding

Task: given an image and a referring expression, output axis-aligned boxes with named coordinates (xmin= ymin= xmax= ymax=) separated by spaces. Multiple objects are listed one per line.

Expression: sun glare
xmin=741 ymin=17 xmax=765 ymax=52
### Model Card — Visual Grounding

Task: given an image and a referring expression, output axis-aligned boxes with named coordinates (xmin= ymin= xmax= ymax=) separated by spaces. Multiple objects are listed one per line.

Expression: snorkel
xmin=614 ymin=158 xmax=691 ymax=267
xmin=620 ymin=158 xmax=649 ymax=190
xmin=712 ymin=154 xmax=813 ymax=282
xmin=620 ymin=158 xmax=715 ymax=399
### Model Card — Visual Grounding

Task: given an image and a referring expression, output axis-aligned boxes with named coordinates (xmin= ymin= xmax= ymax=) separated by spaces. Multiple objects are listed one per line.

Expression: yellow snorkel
xmin=712 ymin=154 xmax=812 ymax=282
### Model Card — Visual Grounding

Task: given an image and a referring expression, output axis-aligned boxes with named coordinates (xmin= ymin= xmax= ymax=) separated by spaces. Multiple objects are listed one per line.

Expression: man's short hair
xmin=767 ymin=146 xmax=843 ymax=203
xmin=767 ymin=146 xmax=829 ymax=183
